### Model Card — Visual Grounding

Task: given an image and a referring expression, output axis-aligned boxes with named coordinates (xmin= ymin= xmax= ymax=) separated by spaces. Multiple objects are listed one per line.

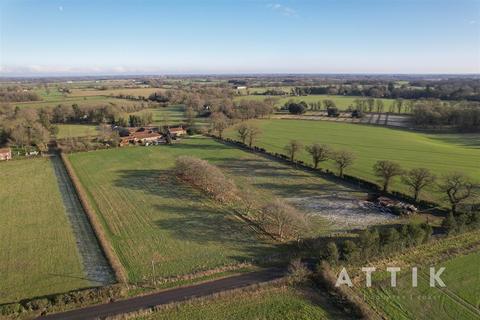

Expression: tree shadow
xmin=427 ymin=134 xmax=480 ymax=149
xmin=113 ymin=169 xmax=288 ymax=265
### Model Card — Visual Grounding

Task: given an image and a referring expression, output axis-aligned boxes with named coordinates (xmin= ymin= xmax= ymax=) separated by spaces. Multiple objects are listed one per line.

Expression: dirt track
xmin=50 ymin=154 xmax=115 ymax=286
xmin=37 ymin=268 xmax=285 ymax=320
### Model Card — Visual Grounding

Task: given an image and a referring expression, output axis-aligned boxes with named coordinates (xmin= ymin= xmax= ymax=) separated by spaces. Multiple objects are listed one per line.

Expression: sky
xmin=0 ymin=0 xmax=479 ymax=76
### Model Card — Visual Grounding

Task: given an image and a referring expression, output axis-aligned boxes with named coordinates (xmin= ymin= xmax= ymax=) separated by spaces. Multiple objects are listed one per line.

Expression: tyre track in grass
xmin=50 ymin=154 xmax=116 ymax=286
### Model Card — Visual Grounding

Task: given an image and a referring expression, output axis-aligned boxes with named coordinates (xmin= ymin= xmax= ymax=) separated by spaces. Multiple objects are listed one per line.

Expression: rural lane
xmin=37 ymin=268 xmax=285 ymax=320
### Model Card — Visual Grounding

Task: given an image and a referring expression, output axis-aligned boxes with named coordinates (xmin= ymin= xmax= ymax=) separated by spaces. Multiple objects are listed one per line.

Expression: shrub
xmin=175 ymin=156 xmax=238 ymax=203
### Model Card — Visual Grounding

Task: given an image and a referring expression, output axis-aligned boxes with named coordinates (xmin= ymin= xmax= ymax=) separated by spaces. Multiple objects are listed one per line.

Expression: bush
xmin=287 ymin=258 xmax=311 ymax=284
xmin=0 ymin=303 xmax=23 ymax=315
xmin=175 ymin=156 xmax=238 ymax=203
xmin=287 ymin=102 xmax=307 ymax=114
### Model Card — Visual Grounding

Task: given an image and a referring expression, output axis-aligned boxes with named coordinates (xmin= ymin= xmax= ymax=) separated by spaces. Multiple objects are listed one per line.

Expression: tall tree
xmin=247 ymin=125 xmax=261 ymax=147
xmin=438 ymin=173 xmax=476 ymax=215
xmin=237 ymin=123 xmax=249 ymax=144
xmin=284 ymin=140 xmax=303 ymax=162
xmin=305 ymin=143 xmax=330 ymax=169
xmin=332 ymin=150 xmax=355 ymax=178
xmin=402 ymin=168 xmax=436 ymax=202
xmin=373 ymin=160 xmax=403 ymax=192
xmin=210 ymin=112 xmax=229 ymax=139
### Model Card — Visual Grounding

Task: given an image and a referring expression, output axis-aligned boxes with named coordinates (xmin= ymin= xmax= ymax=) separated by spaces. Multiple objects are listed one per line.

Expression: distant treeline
xmin=291 ymin=79 xmax=480 ymax=101
xmin=412 ymin=100 xmax=480 ymax=132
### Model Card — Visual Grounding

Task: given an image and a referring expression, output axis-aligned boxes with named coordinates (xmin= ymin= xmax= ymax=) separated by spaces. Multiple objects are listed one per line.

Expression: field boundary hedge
xmin=207 ymin=135 xmax=446 ymax=213
xmin=59 ymin=152 xmax=128 ymax=283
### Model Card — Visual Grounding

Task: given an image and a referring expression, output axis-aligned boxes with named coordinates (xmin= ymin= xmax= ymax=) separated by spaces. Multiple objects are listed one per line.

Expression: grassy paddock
xmin=360 ymin=251 xmax=480 ymax=320
xmin=135 ymin=285 xmax=339 ymax=320
xmin=56 ymin=124 xmax=99 ymax=139
xmin=225 ymin=119 xmax=480 ymax=202
xmin=67 ymin=136 xmax=381 ymax=282
xmin=0 ymin=158 xmax=91 ymax=304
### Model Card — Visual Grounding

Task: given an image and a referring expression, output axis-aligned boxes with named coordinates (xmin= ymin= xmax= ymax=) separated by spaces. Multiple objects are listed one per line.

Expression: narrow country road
xmin=37 ymin=268 xmax=285 ymax=320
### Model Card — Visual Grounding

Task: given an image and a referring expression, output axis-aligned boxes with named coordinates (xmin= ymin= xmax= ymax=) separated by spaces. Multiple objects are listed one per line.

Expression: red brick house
xmin=0 ymin=148 xmax=12 ymax=161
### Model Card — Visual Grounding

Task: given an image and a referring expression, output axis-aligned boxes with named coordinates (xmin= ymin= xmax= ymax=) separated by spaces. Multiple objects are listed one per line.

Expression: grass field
xmin=0 ymin=158 xmax=91 ymax=304
xmin=361 ymin=251 xmax=480 ymax=320
xmin=225 ymin=119 xmax=480 ymax=203
xmin=56 ymin=124 xmax=99 ymax=139
xmin=14 ymin=95 xmax=144 ymax=109
xmin=136 ymin=286 xmax=341 ymax=320
xmin=234 ymin=94 xmax=397 ymax=111
xmin=67 ymin=136 xmax=392 ymax=282
xmin=130 ymin=106 xmax=209 ymax=127
xmin=69 ymin=87 xmax=163 ymax=98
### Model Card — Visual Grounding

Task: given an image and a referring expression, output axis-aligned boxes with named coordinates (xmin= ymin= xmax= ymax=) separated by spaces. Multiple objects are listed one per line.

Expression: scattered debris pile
xmin=361 ymin=195 xmax=417 ymax=216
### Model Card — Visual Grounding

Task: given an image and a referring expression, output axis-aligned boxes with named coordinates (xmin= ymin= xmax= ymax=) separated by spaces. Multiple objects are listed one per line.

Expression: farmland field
xmin=14 ymin=94 xmax=144 ymax=109
xmin=56 ymin=124 xmax=99 ymax=139
xmin=235 ymin=94 xmax=397 ymax=111
xmin=136 ymin=286 xmax=344 ymax=320
xmin=225 ymin=119 xmax=480 ymax=203
xmin=360 ymin=251 xmax=480 ymax=320
xmin=67 ymin=136 xmax=395 ymax=282
xmin=0 ymin=158 xmax=92 ymax=304
xmin=130 ymin=106 xmax=209 ymax=127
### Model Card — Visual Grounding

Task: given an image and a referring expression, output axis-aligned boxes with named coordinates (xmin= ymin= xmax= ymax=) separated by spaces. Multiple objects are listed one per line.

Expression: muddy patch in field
xmin=286 ymin=193 xmax=397 ymax=229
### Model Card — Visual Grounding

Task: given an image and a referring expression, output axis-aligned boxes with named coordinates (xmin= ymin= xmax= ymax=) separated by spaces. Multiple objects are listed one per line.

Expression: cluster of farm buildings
xmin=118 ymin=126 xmax=187 ymax=147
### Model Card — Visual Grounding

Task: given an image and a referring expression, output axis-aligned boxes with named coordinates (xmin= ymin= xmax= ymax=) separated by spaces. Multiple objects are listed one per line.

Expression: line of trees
xmin=290 ymin=79 xmax=480 ymax=101
xmin=412 ymin=100 xmax=480 ymax=132
xmin=174 ymin=155 xmax=310 ymax=241
xmin=281 ymin=141 xmax=478 ymax=214
xmin=0 ymin=88 xmax=41 ymax=102
xmin=322 ymin=223 xmax=433 ymax=265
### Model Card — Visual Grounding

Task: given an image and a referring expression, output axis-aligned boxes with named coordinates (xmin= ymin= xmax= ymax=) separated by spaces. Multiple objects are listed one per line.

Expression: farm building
xmin=0 ymin=148 xmax=12 ymax=161
xmin=168 ymin=126 xmax=187 ymax=137
xmin=119 ymin=129 xmax=163 ymax=146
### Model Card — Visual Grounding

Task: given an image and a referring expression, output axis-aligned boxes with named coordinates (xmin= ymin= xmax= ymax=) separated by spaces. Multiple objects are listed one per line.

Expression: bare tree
xmin=332 ymin=150 xmax=355 ymax=178
xmin=438 ymin=172 xmax=476 ymax=215
xmin=175 ymin=156 xmax=238 ymax=203
xmin=284 ymin=140 xmax=303 ymax=162
xmin=185 ymin=106 xmax=197 ymax=127
xmin=373 ymin=160 xmax=403 ymax=192
xmin=210 ymin=112 xmax=229 ymax=138
xmin=237 ymin=123 xmax=249 ymax=144
xmin=402 ymin=168 xmax=436 ymax=202
xmin=305 ymin=143 xmax=330 ymax=169
xmin=247 ymin=125 xmax=261 ymax=147
xmin=261 ymin=199 xmax=309 ymax=241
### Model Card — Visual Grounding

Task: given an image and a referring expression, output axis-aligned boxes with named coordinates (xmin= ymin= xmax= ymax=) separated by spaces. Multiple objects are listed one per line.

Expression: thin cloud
xmin=267 ymin=3 xmax=298 ymax=17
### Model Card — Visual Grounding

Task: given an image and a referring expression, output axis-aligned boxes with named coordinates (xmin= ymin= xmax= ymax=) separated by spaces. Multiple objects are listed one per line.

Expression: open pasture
xmin=68 ymin=137 xmax=396 ymax=282
xmin=0 ymin=158 xmax=91 ymax=304
xmin=360 ymin=251 xmax=480 ymax=320
xmin=14 ymin=95 xmax=144 ymax=109
xmin=225 ymin=119 xmax=480 ymax=203
xmin=56 ymin=124 xmax=99 ymax=139
xmin=130 ymin=105 xmax=209 ymax=126
xmin=136 ymin=286 xmax=342 ymax=320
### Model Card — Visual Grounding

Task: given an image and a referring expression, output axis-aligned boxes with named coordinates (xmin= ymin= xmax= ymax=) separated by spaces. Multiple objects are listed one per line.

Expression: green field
xmin=0 ymin=158 xmax=91 ymax=304
xmin=130 ymin=105 xmax=209 ymax=127
xmin=67 ymin=136 xmax=386 ymax=282
xmin=361 ymin=251 xmax=480 ymax=320
xmin=136 ymin=286 xmax=341 ymax=320
xmin=14 ymin=95 xmax=143 ymax=109
xmin=225 ymin=120 xmax=480 ymax=203
xmin=235 ymin=94 xmax=397 ymax=111
xmin=56 ymin=124 xmax=99 ymax=139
